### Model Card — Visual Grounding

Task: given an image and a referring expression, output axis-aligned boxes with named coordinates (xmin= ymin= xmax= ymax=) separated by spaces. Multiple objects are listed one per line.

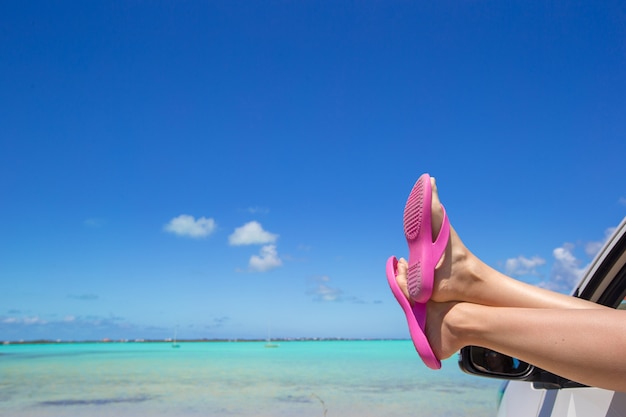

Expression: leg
xmin=431 ymin=302 xmax=626 ymax=392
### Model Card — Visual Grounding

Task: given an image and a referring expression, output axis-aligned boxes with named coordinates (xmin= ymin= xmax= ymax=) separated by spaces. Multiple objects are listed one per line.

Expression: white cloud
xmin=249 ymin=244 xmax=282 ymax=272
xmin=246 ymin=206 xmax=269 ymax=214
xmin=2 ymin=316 xmax=47 ymax=325
xmin=307 ymin=276 xmax=342 ymax=302
xmin=544 ymin=243 xmax=587 ymax=292
xmin=229 ymin=221 xmax=278 ymax=246
xmin=164 ymin=215 xmax=216 ymax=238
xmin=305 ymin=276 xmax=365 ymax=303
xmin=584 ymin=241 xmax=604 ymax=258
xmin=310 ymin=284 xmax=342 ymax=302
xmin=504 ymin=255 xmax=546 ymax=276
xmin=538 ymin=224 xmax=622 ymax=292
xmin=619 ymin=197 xmax=626 ymax=207
xmin=585 ymin=227 xmax=616 ymax=257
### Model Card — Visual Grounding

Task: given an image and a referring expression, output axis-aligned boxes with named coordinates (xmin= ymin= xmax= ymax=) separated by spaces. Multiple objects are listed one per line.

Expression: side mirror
xmin=459 ymin=346 xmax=533 ymax=378
xmin=458 ymin=346 xmax=587 ymax=389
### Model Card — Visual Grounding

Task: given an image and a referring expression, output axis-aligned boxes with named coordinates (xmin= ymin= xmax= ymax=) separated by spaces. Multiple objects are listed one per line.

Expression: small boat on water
xmin=264 ymin=325 xmax=278 ymax=348
xmin=264 ymin=339 xmax=279 ymax=348
xmin=172 ymin=328 xmax=180 ymax=348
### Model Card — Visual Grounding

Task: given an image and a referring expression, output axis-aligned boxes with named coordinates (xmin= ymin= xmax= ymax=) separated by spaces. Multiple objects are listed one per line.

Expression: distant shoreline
xmin=2 ymin=337 xmax=408 ymax=346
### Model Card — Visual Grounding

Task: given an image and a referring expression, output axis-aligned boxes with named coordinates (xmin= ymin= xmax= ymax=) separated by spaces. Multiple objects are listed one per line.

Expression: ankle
xmin=460 ymin=252 xmax=492 ymax=303
xmin=437 ymin=245 xmax=477 ymax=302
xmin=444 ymin=302 xmax=481 ymax=350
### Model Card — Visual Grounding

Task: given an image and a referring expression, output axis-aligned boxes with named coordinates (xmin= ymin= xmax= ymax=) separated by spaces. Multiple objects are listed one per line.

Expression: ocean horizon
xmin=1 ymin=340 xmax=502 ymax=416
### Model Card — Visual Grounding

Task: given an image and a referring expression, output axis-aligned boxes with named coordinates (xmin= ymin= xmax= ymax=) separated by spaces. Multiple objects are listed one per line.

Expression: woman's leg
xmin=428 ymin=301 xmax=626 ymax=392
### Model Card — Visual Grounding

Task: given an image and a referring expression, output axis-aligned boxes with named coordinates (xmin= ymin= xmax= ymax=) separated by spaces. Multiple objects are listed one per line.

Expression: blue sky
xmin=1 ymin=1 xmax=625 ymax=342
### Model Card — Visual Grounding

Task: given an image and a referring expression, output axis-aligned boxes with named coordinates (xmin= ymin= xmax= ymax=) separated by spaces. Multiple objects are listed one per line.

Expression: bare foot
xmin=395 ymin=177 xmax=481 ymax=304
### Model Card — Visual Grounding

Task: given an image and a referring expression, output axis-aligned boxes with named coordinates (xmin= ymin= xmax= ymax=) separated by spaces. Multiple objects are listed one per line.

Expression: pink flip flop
xmin=386 ymin=173 xmax=451 ymax=370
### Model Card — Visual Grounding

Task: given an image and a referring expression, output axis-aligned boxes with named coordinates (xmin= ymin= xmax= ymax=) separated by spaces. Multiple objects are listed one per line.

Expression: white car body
xmin=498 ymin=382 xmax=626 ymax=417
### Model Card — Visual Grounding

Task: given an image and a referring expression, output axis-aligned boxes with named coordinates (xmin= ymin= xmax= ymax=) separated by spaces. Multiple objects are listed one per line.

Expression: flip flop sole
xmin=386 ymin=256 xmax=441 ymax=370
xmin=404 ymin=174 xmax=434 ymax=303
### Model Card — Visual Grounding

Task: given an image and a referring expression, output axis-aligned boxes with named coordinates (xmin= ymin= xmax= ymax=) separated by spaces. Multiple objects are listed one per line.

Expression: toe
xmin=395 ymin=257 xmax=411 ymax=300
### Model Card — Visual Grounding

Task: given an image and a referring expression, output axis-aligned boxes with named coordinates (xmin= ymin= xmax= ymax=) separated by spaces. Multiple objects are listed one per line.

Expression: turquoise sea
xmin=0 ymin=340 xmax=502 ymax=417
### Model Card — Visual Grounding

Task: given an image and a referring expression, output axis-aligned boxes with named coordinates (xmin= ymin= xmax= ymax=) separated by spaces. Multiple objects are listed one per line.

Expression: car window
xmin=577 ymin=219 xmax=626 ymax=308
xmin=597 ymin=263 xmax=626 ymax=309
